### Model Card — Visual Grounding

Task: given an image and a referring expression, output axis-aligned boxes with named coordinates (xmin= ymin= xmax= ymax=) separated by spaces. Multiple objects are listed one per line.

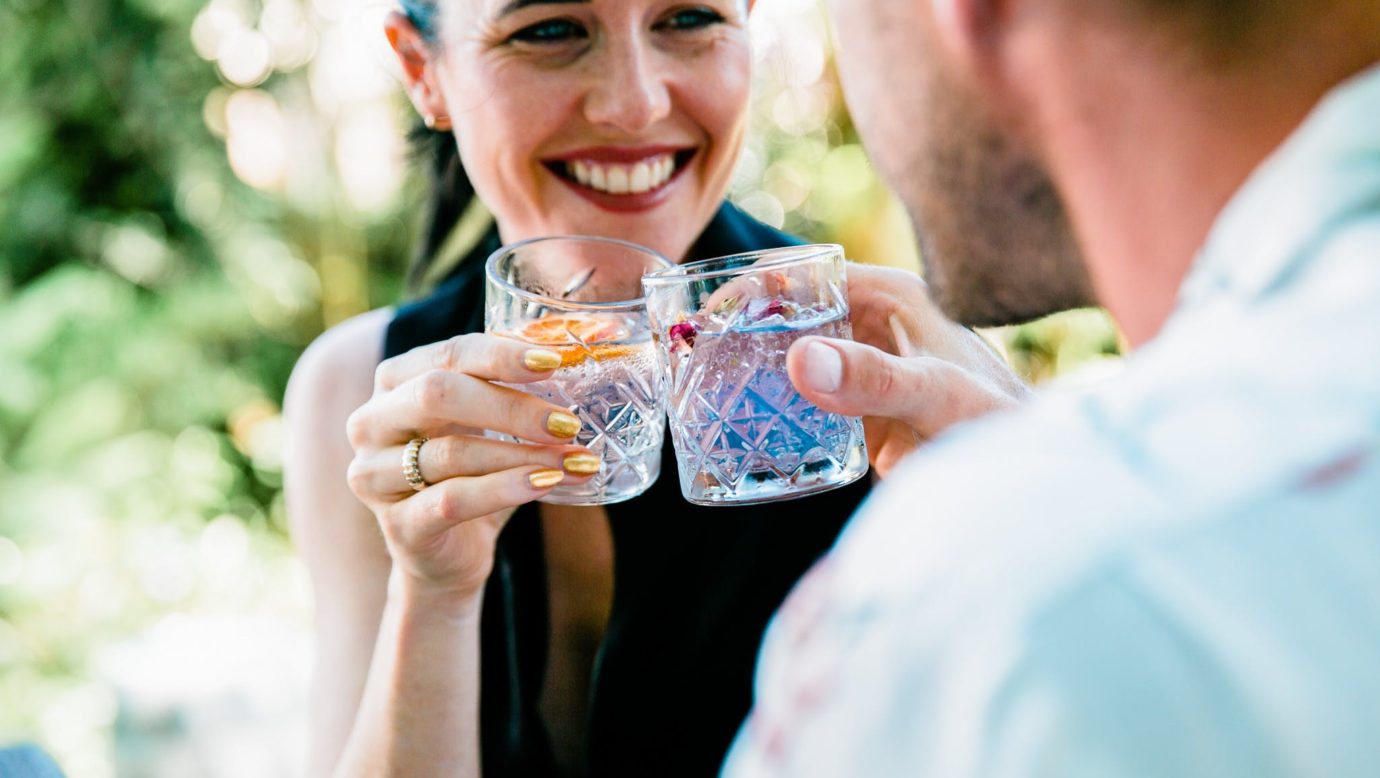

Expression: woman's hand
xmin=788 ymin=263 xmax=1032 ymax=476
xmin=344 ymin=333 xmax=598 ymax=598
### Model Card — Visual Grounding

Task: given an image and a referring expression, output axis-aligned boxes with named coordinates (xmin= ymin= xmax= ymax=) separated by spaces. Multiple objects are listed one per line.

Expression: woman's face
xmin=397 ymin=0 xmax=752 ymax=262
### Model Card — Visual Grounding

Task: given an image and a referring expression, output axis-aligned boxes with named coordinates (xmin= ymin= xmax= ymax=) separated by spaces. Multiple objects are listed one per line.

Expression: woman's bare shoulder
xmin=283 ymin=309 xmax=394 ymax=567
xmin=290 ymin=308 xmax=394 ymax=400
xmin=283 ymin=308 xmax=393 ymax=500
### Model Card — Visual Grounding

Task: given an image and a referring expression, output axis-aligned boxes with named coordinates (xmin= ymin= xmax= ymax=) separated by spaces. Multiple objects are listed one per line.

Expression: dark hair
xmin=399 ymin=0 xmax=478 ymax=292
xmin=407 ymin=123 xmax=476 ymax=292
xmin=1113 ymin=0 xmax=1293 ymax=62
xmin=400 ymin=0 xmax=438 ymax=38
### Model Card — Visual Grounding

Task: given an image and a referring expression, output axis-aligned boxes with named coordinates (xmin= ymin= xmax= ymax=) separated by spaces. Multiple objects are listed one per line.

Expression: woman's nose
xmin=583 ymin=37 xmax=673 ymax=134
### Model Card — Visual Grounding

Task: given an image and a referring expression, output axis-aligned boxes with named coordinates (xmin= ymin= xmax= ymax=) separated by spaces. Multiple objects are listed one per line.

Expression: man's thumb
xmin=786 ymin=337 xmax=928 ymax=422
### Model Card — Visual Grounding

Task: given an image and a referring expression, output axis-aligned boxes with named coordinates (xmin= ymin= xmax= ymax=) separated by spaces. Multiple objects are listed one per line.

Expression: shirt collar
xmin=1177 ymin=60 xmax=1380 ymax=309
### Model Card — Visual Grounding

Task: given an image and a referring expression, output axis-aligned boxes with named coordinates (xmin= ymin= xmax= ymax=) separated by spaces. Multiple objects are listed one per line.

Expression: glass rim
xmin=485 ymin=234 xmax=674 ymax=311
xmin=641 ymin=243 xmax=843 ymax=287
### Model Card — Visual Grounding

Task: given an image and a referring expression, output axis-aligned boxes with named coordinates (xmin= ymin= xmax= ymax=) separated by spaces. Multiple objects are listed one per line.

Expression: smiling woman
xmin=394 ymin=0 xmax=749 ymax=262
xmin=281 ymin=0 xmax=876 ymax=776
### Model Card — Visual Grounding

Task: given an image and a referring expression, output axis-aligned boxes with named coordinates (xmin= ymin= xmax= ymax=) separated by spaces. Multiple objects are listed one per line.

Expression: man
xmin=725 ymin=1 xmax=1380 ymax=775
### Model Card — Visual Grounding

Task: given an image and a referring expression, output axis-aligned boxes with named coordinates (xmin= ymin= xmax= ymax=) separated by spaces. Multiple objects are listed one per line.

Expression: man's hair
xmin=1111 ymin=0 xmax=1296 ymax=64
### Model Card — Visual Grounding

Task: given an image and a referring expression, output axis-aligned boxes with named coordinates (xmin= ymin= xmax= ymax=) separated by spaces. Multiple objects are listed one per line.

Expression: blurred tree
xmin=0 ymin=0 xmax=413 ymax=773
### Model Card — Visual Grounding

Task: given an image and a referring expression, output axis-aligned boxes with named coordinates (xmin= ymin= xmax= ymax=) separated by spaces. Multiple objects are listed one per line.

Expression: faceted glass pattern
xmin=669 ymin=327 xmax=867 ymax=504
xmin=486 ymin=236 xmax=671 ymax=505
xmin=512 ymin=340 xmax=663 ymax=505
xmin=645 ymin=245 xmax=869 ymax=505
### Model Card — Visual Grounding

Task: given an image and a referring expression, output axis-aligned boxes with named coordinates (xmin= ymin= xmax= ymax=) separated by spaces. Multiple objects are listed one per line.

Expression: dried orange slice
xmin=511 ymin=314 xmax=637 ymax=367
xmin=519 ymin=314 xmax=629 ymax=346
xmin=572 ymin=342 xmax=642 ymax=365
xmin=536 ymin=342 xmax=642 ymax=368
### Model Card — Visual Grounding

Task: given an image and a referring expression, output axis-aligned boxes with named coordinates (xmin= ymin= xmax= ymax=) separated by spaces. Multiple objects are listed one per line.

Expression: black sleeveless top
xmin=384 ymin=203 xmax=872 ymax=777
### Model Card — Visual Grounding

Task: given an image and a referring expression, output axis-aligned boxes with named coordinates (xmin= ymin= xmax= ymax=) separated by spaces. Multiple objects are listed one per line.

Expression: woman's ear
xmin=384 ymin=11 xmax=448 ymax=123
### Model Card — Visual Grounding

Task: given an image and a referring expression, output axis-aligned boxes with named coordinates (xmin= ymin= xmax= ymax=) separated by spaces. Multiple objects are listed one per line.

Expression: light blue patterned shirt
xmin=724 ymin=63 xmax=1380 ymax=777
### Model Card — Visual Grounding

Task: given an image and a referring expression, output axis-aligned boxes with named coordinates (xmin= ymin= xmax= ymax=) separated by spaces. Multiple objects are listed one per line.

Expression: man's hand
xmin=787 ymin=264 xmax=1031 ymax=477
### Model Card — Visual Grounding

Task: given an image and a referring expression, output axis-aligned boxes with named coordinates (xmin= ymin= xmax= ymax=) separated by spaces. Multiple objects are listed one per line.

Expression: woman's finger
xmin=374 ymin=333 xmax=563 ymax=392
xmin=346 ymin=369 xmax=583 ymax=448
xmin=383 ymin=465 xmax=572 ymax=548
xmin=348 ymin=435 xmax=600 ymax=499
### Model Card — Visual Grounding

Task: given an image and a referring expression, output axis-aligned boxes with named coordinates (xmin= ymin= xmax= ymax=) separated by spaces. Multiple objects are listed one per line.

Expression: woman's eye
xmin=509 ymin=18 xmax=588 ymax=44
xmin=657 ymin=7 xmax=724 ymax=32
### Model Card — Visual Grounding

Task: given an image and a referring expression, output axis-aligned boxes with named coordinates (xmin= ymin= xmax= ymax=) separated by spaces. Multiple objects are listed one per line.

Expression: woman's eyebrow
xmin=498 ymin=0 xmax=590 ymax=18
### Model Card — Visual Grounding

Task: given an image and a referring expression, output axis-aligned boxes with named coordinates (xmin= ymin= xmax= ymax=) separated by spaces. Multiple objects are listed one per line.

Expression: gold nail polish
xmin=524 ymin=349 xmax=562 ymax=371
xmin=529 ymin=469 xmax=566 ymax=489
xmin=546 ymin=411 xmax=581 ymax=439
xmin=562 ymin=453 xmax=601 ymax=475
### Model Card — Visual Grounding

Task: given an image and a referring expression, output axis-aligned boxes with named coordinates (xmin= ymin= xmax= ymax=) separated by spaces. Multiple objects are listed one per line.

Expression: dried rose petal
xmin=669 ymin=320 xmax=700 ymax=349
xmin=756 ymin=299 xmax=798 ymax=321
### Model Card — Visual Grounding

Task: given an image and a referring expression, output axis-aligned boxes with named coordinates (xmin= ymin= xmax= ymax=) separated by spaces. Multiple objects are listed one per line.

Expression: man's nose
xmin=583 ymin=35 xmax=673 ymax=134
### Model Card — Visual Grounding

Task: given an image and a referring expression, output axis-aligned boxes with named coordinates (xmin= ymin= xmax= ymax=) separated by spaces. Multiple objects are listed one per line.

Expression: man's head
xmin=826 ymin=1 xmax=1094 ymax=327
xmin=825 ymin=0 xmax=1373 ymax=330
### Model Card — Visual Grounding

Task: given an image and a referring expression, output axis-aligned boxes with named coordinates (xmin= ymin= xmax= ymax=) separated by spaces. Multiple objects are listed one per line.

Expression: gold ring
xmin=402 ymin=437 xmax=429 ymax=491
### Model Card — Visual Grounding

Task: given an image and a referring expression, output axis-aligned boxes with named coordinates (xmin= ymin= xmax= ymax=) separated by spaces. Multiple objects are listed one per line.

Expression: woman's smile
xmin=542 ymin=144 xmax=699 ymax=212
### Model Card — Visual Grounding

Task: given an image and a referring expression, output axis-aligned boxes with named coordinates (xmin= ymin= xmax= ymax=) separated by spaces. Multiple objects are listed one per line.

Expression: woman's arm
xmin=286 ymin=311 xmax=487 ymax=776
xmin=285 ymin=310 xmax=600 ymax=777
xmin=334 ymin=570 xmax=485 ymax=777
xmin=284 ymin=310 xmax=395 ymax=778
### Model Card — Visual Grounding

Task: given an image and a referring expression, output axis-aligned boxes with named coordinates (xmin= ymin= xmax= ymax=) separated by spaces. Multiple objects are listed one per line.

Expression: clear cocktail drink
xmin=486 ymin=237 xmax=671 ymax=505
xmin=644 ymin=245 xmax=868 ymax=505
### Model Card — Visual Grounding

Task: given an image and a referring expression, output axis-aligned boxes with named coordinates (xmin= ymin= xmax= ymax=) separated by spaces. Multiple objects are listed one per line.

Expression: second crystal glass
xmin=486 ymin=236 xmax=672 ymax=505
xmin=643 ymin=244 xmax=869 ymax=505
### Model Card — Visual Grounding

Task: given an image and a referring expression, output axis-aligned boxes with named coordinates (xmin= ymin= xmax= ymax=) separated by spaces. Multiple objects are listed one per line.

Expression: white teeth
xmin=562 ymin=153 xmax=678 ymax=195
xmin=629 ymin=162 xmax=652 ymax=194
xmin=607 ymin=166 xmax=629 ymax=194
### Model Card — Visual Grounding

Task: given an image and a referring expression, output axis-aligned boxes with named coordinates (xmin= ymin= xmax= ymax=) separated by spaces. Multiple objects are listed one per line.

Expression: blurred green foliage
xmin=0 ymin=0 xmax=399 ymax=771
xmin=1 ymin=0 xmax=1119 ymax=773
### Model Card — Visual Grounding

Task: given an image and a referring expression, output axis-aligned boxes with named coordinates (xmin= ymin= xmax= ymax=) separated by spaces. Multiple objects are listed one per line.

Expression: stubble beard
xmin=906 ymin=74 xmax=1098 ymax=328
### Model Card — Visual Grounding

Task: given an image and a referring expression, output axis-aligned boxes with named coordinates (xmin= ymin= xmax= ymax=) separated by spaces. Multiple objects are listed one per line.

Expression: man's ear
xmin=929 ymin=0 xmax=1003 ymax=70
xmin=384 ymin=11 xmax=447 ymax=122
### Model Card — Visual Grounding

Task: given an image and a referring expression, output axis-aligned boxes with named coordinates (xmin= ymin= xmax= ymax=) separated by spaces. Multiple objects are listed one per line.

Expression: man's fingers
xmin=787 ymin=336 xmax=1011 ymax=440
xmin=699 ymin=258 xmax=813 ymax=314
xmin=863 ymin=417 xmax=922 ymax=477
